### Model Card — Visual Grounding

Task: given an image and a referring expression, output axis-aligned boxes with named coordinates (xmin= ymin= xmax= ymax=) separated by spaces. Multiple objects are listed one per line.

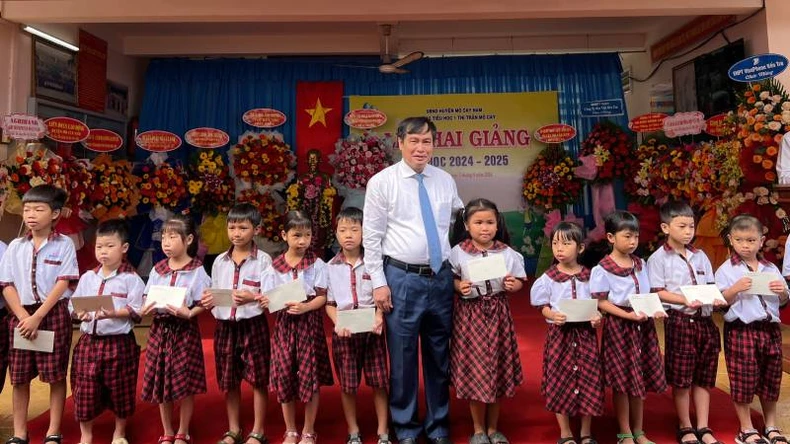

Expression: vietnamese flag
xmin=295 ymin=81 xmax=343 ymax=174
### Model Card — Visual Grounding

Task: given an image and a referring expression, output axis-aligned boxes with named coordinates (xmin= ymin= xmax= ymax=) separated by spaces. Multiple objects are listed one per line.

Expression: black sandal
xmin=765 ymin=427 xmax=789 ymax=444
xmin=580 ymin=436 xmax=598 ymax=444
xmin=557 ymin=438 xmax=577 ymax=444
xmin=677 ymin=427 xmax=701 ymax=444
xmin=245 ymin=433 xmax=269 ymax=444
xmin=696 ymin=427 xmax=724 ymax=444
xmin=6 ymin=437 xmax=29 ymax=444
xmin=736 ymin=429 xmax=769 ymax=444
xmin=43 ymin=435 xmax=62 ymax=444
xmin=218 ymin=431 xmax=243 ymax=444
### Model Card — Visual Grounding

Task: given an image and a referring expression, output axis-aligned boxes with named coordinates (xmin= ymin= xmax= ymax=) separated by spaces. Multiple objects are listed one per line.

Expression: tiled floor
xmin=1 ymin=318 xmax=789 ymax=440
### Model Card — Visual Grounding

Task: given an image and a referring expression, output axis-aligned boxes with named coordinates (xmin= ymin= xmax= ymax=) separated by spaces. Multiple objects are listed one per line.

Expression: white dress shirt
xmin=0 ymin=233 xmax=79 ymax=305
xmin=144 ymin=259 xmax=211 ymax=312
xmin=449 ymin=241 xmax=526 ymax=299
xmin=210 ymin=246 xmax=272 ymax=321
xmin=715 ymin=255 xmax=788 ymax=324
xmin=778 ymin=132 xmax=790 ymax=184
xmin=363 ymin=160 xmax=464 ymax=288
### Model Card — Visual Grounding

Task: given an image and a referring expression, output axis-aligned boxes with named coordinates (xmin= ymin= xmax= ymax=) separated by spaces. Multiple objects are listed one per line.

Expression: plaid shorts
xmin=724 ymin=320 xmax=782 ymax=403
xmin=0 ymin=308 xmax=8 ymax=393
xmin=70 ymin=332 xmax=140 ymax=421
xmin=8 ymin=299 xmax=72 ymax=385
xmin=331 ymin=331 xmax=388 ymax=393
xmin=214 ymin=315 xmax=271 ymax=392
xmin=664 ymin=310 xmax=720 ymax=388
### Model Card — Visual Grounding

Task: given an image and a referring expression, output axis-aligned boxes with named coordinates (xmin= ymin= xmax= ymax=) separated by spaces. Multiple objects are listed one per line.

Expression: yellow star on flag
xmin=305 ymin=98 xmax=333 ymax=128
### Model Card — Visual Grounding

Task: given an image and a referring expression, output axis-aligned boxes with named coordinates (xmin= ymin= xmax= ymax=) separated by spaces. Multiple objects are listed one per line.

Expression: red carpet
xmin=28 ymin=287 xmax=759 ymax=444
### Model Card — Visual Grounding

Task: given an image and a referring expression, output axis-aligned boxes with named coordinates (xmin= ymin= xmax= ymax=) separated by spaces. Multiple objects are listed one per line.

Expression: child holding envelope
xmin=449 ymin=198 xmax=525 ymax=444
xmin=715 ymin=215 xmax=789 ymax=444
xmin=530 ymin=221 xmax=603 ymax=444
xmin=141 ymin=214 xmax=211 ymax=444
xmin=324 ymin=207 xmax=390 ymax=444
xmin=590 ymin=211 xmax=666 ymax=444
xmin=200 ymin=203 xmax=273 ymax=444
xmin=70 ymin=219 xmax=145 ymax=444
xmin=646 ymin=200 xmax=723 ymax=444
xmin=0 ymin=185 xmax=79 ymax=444
xmin=258 ymin=210 xmax=332 ymax=444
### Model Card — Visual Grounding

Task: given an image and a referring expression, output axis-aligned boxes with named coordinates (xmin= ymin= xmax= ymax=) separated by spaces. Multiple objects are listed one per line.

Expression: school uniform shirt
xmin=326 ymin=252 xmax=374 ymax=310
xmin=71 ymin=262 xmax=145 ymax=335
xmin=144 ymin=259 xmax=211 ymax=311
xmin=0 ymin=232 xmax=79 ymax=305
xmin=363 ymin=160 xmax=465 ymax=289
xmin=449 ymin=241 xmax=527 ymax=299
xmin=210 ymin=245 xmax=272 ymax=321
xmin=715 ymin=254 xmax=788 ymax=324
xmin=263 ymin=254 xmax=328 ymax=296
xmin=530 ymin=265 xmax=592 ymax=323
xmin=647 ymin=243 xmax=715 ymax=315
xmin=590 ymin=254 xmax=650 ymax=306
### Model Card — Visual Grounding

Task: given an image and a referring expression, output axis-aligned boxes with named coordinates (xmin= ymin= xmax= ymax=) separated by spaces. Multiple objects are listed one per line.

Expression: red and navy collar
xmin=153 ymin=257 xmax=203 ymax=275
xmin=729 ymin=253 xmax=772 ymax=268
xmin=329 ymin=250 xmax=363 ymax=266
xmin=272 ymin=250 xmax=318 ymax=273
xmin=93 ymin=260 xmax=136 ymax=275
xmin=661 ymin=242 xmax=698 ymax=254
xmin=221 ymin=242 xmax=259 ymax=261
xmin=458 ymin=239 xmax=508 ymax=255
xmin=545 ymin=264 xmax=591 ymax=283
xmin=25 ymin=229 xmax=60 ymax=241
xmin=598 ymin=254 xmax=643 ymax=277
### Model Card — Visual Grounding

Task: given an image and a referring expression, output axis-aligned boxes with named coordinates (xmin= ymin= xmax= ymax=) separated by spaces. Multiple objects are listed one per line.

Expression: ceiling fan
xmin=377 ymin=24 xmax=423 ymax=74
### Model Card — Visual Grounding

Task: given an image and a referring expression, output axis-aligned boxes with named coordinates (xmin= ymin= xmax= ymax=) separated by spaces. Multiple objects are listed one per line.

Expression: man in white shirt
xmin=363 ymin=117 xmax=464 ymax=444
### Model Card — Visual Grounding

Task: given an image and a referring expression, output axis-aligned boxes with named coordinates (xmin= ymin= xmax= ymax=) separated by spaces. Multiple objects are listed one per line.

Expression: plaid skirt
xmin=71 ymin=332 xmax=140 ymax=421
xmin=141 ymin=314 xmax=207 ymax=403
xmin=214 ymin=315 xmax=271 ymax=392
xmin=270 ymin=297 xmax=334 ymax=403
xmin=0 ymin=308 xmax=8 ymax=393
xmin=450 ymin=292 xmax=523 ymax=403
xmin=724 ymin=320 xmax=782 ymax=403
xmin=664 ymin=310 xmax=720 ymax=388
xmin=331 ymin=331 xmax=388 ymax=393
xmin=601 ymin=311 xmax=667 ymax=397
xmin=8 ymin=299 xmax=72 ymax=385
xmin=542 ymin=323 xmax=604 ymax=416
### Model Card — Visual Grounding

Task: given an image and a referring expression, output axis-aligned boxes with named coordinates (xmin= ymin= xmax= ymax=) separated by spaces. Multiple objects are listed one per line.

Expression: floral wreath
xmin=522 ymin=145 xmax=582 ymax=211
xmin=578 ymin=121 xmax=633 ymax=183
xmin=330 ymin=131 xmax=396 ymax=192
xmin=88 ymin=154 xmax=140 ymax=221
xmin=134 ymin=154 xmax=189 ymax=212
xmin=231 ymin=131 xmax=296 ymax=193
xmin=188 ymin=149 xmax=235 ymax=216
xmin=4 ymin=144 xmax=66 ymax=215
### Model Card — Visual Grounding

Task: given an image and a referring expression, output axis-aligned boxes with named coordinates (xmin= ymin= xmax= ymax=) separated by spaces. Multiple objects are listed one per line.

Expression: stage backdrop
xmin=349 ymin=92 xmax=558 ymax=213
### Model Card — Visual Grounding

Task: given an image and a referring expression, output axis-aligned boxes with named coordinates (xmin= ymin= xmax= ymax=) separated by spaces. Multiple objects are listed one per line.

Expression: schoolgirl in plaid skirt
xmin=449 ymin=199 xmax=525 ymax=444
xmin=591 ymin=211 xmax=666 ymax=444
xmin=258 ymin=211 xmax=332 ymax=444
xmin=717 ymin=215 xmax=790 ymax=444
xmin=141 ymin=215 xmax=211 ymax=444
xmin=530 ymin=222 xmax=603 ymax=444
xmin=69 ymin=220 xmax=145 ymax=444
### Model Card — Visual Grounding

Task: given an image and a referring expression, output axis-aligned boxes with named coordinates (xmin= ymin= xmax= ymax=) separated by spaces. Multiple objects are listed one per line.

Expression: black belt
xmin=384 ymin=256 xmax=447 ymax=277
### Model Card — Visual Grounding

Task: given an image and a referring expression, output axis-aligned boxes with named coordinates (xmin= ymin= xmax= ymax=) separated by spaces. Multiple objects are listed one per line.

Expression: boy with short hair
xmin=647 ymin=200 xmax=723 ymax=444
xmin=201 ymin=203 xmax=273 ymax=444
xmin=70 ymin=218 xmax=145 ymax=444
xmin=716 ymin=215 xmax=789 ymax=444
xmin=0 ymin=184 xmax=79 ymax=444
xmin=325 ymin=207 xmax=390 ymax=444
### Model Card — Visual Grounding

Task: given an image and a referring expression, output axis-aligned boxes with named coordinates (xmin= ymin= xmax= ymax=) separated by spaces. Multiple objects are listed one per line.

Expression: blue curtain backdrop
xmin=135 ymin=54 xmax=628 ymax=267
xmin=139 ymin=53 xmax=628 ymax=159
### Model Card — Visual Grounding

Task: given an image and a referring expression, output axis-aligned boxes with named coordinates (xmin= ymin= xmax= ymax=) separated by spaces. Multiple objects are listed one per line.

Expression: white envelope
xmin=466 ymin=254 xmax=508 ymax=283
xmin=208 ymin=289 xmax=235 ymax=307
xmin=71 ymin=295 xmax=114 ymax=312
xmin=558 ymin=299 xmax=599 ymax=323
xmin=146 ymin=285 xmax=187 ymax=309
xmin=336 ymin=307 xmax=376 ymax=334
xmin=746 ymin=271 xmax=783 ymax=296
xmin=267 ymin=279 xmax=307 ymax=313
xmin=628 ymin=293 xmax=667 ymax=318
xmin=679 ymin=284 xmax=727 ymax=305
xmin=13 ymin=328 xmax=54 ymax=353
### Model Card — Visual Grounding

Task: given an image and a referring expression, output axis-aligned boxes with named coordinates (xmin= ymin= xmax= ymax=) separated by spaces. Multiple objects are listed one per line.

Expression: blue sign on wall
xmin=728 ymin=53 xmax=788 ymax=82
xmin=580 ymin=99 xmax=625 ymax=117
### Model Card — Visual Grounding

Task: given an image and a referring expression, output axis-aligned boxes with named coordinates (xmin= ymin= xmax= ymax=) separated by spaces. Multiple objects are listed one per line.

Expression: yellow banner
xmin=349 ymin=92 xmax=559 ymax=211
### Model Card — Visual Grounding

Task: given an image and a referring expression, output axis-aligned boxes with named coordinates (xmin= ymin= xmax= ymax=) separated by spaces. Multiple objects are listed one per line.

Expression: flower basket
xmin=522 ymin=145 xmax=582 ymax=211
xmin=188 ymin=149 xmax=235 ymax=216
xmin=231 ymin=131 xmax=296 ymax=193
xmin=88 ymin=154 xmax=140 ymax=221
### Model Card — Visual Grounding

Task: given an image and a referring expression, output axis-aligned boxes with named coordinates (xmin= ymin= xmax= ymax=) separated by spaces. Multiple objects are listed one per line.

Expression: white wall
xmin=623 ymin=10 xmax=769 ymax=119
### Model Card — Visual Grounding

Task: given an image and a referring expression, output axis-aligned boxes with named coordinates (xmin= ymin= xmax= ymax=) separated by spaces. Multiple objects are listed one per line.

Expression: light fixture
xmin=22 ymin=26 xmax=79 ymax=52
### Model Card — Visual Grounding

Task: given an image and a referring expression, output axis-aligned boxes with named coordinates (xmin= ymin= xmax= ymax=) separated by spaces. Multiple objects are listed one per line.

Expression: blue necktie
xmin=416 ymin=173 xmax=443 ymax=273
